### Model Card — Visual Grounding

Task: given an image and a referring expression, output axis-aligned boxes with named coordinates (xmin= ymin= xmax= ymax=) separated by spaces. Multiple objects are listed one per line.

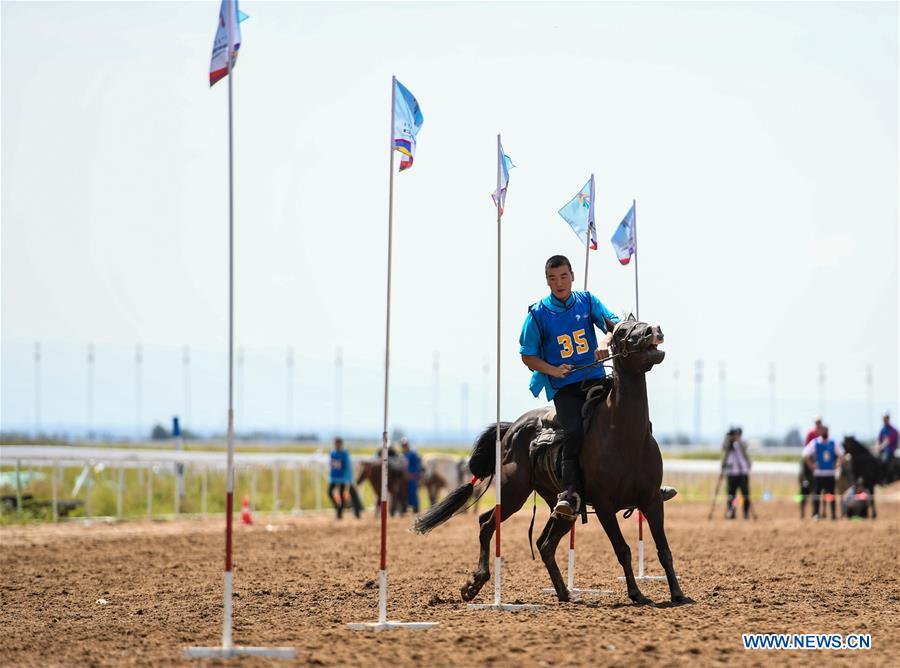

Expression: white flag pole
xmin=468 ymin=135 xmax=540 ymax=613
xmin=187 ymin=3 xmax=295 ymax=658
xmin=348 ymin=77 xmax=437 ymax=631
xmin=633 ymin=199 xmax=639 ymax=321
xmin=548 ymin=172 xmax=610 ymax=600
xmin=582 ymin=174 xmax=594 ymax=292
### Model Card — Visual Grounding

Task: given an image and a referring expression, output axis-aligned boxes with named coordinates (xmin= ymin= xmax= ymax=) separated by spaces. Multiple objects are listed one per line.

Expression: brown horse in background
xmin=356 ymin=458 xmax=408 ymax=516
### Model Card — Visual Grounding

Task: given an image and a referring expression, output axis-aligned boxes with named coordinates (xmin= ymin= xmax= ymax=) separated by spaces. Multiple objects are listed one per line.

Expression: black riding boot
xmin=552 ymin=458 xmax=581 ymax=521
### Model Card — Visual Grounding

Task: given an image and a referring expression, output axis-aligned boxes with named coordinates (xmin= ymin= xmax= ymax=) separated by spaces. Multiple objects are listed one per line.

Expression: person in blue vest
xmin=519 ymin=255 xmax=620 ymax=520
xmin=877 ymin=412 xmax=898 ymax=466
xmin=801 ymin=426 xmax=845 ymax=520
xmin=328 ymin=437 xmax=360 ymax=519
xmin=401 ymin=437 xmax=422 ymax=514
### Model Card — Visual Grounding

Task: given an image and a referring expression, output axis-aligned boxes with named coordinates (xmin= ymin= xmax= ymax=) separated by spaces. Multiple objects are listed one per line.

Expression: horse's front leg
xmin=460 ymin=509 xmax=494 ymax=601
xmin=641 ymin=496 xmax=692 ymax=605
xmin=595 ymin=504 xmax=650 ymax=605
xmin=537 ymin=517 xmax=573 ymax=602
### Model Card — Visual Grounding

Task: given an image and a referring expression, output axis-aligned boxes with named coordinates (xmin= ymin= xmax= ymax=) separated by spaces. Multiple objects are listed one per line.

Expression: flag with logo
xmin=558 ymin=177 xmax=596 ymax=249
xmin=209 ymin=0 xmax=249 ymax=86
xmin=611 ymin=203 xmax=636 ymax=264
xmin=491 ymin=143 xmax=515 ymax=216
xmin=392 ymin=78 xmax=424 ymax=171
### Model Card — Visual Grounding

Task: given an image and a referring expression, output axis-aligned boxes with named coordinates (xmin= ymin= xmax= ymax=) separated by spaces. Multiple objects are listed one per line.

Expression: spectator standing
xmin=328 ymin=437 xmax=361 ymax=519
xmin=877 ymin=412 xmax=898 ymax=466
xmin=721 ymin=427 xmax=752 ymax=519
xmin=400 ymin=437 xmax=421 ymax=514
xmin=802 ymin=426 xmax=845 ymax=520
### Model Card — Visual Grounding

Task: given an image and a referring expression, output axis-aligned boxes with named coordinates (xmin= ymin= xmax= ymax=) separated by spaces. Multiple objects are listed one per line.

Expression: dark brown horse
xmin=413 ymin=316 xmax=690 ymax=606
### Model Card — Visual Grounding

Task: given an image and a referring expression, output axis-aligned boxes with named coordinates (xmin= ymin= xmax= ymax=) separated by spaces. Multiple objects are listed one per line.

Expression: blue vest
xmin=815 ymin=439 xmax=837 ymax=472
xmin=530 ymin=292 xmax=606 ymax=390
xmin=329 ymin=450 xmax=352 ymax=484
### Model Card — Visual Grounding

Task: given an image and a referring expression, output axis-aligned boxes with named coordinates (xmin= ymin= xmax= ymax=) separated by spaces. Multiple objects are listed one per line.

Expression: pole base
xmin=617 ymin=575 xmax=680 ymax=581
xmin=542 ymin=587 xmax=613 ymax=597
xmin=347 ymin=621 xmax=439 ymax=631
xmin=185 ymin=646 xmax=295 ymax=659
xmin=467 ymin=603 xmax=543 ymax=611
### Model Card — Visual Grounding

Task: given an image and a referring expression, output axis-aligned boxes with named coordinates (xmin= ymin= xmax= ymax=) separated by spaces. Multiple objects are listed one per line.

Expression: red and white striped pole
xmin=187 ymin=6 xmax=294 ymax=656
xmin=468 ymin=135 xmax=540 ymax=612
xmin=348 ymin=76 xmax=437 ymax=631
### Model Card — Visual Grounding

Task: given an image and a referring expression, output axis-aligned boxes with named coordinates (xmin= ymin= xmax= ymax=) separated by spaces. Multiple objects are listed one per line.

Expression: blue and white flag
xmin=558 ymin=177 xmax=596 ymax=249
xmin=491 ymin=143 xmax=515 ymax=216
xmin=392 ymin=78 xmax=424 ymax=171
xmin=209 ymin=0 xmax=249 ymax=87
xmin=611 ymin=203 xmax=636 ymax=265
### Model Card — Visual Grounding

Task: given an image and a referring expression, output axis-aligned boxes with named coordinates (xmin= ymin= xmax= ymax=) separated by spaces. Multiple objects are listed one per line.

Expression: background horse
xmin=413 ymin=316 xmax=688 ymax=606
xmin=840 ymin=435 xmax=900 ymax=518
xmin=356 ymin=456 xmax=408 ymax=516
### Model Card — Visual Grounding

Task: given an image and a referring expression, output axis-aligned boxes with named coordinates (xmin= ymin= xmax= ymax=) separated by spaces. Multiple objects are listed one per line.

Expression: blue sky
xmin=2 ymin=1 xmax=897 ymax=442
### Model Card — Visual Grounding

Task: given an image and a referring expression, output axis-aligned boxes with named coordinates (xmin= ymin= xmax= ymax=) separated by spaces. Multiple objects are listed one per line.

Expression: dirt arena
xmin=2 ymin=494 xmax=898 ymax=667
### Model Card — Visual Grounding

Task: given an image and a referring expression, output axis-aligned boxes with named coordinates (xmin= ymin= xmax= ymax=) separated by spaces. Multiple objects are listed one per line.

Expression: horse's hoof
xmin=631 ymin=594 xmax=653 ymax=606
xmin=557 ymin=590 xmax=570 ymax=603
xmin=671 ymin=594 xmax=694 ymax=605
xmin=460 ymin=584 xmax=476 ymax=602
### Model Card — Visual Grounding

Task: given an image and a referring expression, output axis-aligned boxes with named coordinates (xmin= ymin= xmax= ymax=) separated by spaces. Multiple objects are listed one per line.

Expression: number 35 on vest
xmin=556 ymin=329 xmax=589 ymax=359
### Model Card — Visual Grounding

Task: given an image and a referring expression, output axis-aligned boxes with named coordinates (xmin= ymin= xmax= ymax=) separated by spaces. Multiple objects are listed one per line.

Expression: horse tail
xmin=468 ymin=421 xmax=514 ymax=478
xmin=411 ymin=422 xmax=513 ymax=535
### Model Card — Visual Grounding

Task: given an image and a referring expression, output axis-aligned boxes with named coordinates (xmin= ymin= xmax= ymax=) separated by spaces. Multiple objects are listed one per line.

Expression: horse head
xmin=604 ymin=314 xmax=665 ymax=373
xmin=842 ymin=436 xmax=872 ymax=460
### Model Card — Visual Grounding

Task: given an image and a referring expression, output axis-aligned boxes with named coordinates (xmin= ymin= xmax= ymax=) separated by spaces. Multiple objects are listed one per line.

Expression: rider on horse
xmin=519 ymin=254 xmax=619 ymax=521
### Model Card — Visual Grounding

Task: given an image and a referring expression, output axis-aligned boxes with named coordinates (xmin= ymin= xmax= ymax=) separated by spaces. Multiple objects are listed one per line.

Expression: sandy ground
xmin=1 ymin=493 xmax=898 ymax=667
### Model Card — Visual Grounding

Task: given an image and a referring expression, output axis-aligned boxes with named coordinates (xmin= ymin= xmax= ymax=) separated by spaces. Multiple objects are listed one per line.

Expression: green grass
xmin=0 ymin=462 xmax=389 ymax=524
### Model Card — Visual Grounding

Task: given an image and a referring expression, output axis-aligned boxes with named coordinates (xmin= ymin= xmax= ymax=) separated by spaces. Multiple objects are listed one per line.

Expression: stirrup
xmin=551 ymin=491 xmax=580 ymax=521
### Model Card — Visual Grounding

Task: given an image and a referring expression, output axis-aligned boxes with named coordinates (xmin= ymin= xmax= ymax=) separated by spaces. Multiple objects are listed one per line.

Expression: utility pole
xmin=693 ymin=359 xmax=703 ymax=444
xmin=461 ymin=382 xmax=469 ymax=439
xmin=286 ymin=346 xmax=294 ymax=439
xmin=135 ymin=343 xmax=143 ymax=441
xmin=865 ymin=364 xmax=873 ymax=437
xmin=182 ymin=346 xmax=191 ymax=431
xmin=237 ymin=345 xmax=245 ymax=431
xmin=818 ymin=362 xmax=826 ymax=417
xmin=672 ymin=365 xmax=680 ymax=439
xmin=335 ymin=347 xmax=343 ymax=437
xmin=718 ymin=360 xmax=726 ymax=433
xmin=482 ymin=356 xmax=490 ymax=426
xmin=433 ymin=351 xmax=440 ymax=442
xmin=34 ymin=342 xmax=42 ymax=437
xmin=87 ymin=343 xmax=95 ymax=441
xmin=768 ymin=362 xmax=776 ymax=439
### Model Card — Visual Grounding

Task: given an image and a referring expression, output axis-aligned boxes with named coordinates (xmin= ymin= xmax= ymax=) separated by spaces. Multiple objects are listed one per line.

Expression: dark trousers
xmin=726 ymin=474 xmax=750 ymax=518
xmin=812 ymin=476 xmax=836 ymax=519
xmin=552 ymin=381 xmax=593 ymax=462
xmin=328 ymin=482 xmax=362 ymax=519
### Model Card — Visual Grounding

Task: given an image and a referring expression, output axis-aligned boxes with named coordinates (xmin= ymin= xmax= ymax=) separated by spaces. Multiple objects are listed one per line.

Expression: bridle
xmin=567 ymin=320 xmax=644 ymax=373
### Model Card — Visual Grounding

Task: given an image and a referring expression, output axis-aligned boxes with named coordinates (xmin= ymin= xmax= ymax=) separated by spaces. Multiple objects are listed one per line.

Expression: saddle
xmin=529 ymin=425 xmax=566 ymax=493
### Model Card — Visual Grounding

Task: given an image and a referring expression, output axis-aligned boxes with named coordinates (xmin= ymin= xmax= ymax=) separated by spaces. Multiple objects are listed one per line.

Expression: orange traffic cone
xmin=241 ymin=496 xmax=253 ymax=525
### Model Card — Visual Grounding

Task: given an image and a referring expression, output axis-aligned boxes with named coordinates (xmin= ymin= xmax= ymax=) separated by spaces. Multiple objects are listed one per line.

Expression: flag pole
xmin=583 ymin=173 xmax=594 ymax=292
xmin=468 ymin=135 xmax=540 ymax=612
xmin=632 ymin=198 xmax=639 ymax=320
xmin=377 ymin=75 xmax=397 ymax=628
xmin=348 ymin=76 xmax=436 ymax=631
xmin=187 ymin=4 xmax=296 ymax=658
xmin=222 ymin=40 xmax=236 ymax=652
xmin=494 ymin=132 xmax=502 ymax=607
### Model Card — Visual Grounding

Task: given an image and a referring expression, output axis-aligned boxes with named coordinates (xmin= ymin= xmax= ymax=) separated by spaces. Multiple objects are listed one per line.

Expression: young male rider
xmin=519 ymin=255 xmax=619 ymax=520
